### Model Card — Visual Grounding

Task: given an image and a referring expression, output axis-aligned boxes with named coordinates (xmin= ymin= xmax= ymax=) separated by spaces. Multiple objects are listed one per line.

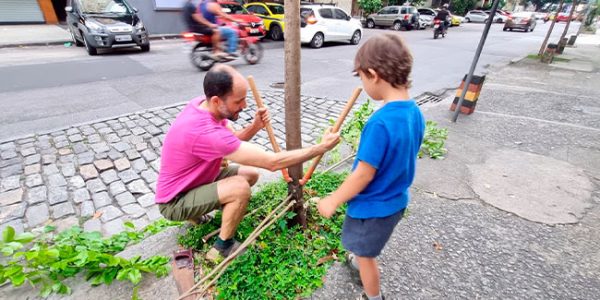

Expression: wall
xmin=128 ymin=0 xmax=187 ymax=35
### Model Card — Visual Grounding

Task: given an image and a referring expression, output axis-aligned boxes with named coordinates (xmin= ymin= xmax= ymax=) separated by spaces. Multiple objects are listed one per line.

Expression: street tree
xmin=538 ymin=0 xmax=565 ymax=56
xmin=558 ymin=0 xmax=578 ymax=46
xmin=358 ymin=0 xmax=383 ymax=15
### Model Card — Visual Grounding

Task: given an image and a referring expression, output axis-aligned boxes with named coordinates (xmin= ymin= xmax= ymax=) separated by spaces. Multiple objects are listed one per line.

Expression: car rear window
xmin=319 ymin=8 xmax=333 ymax=19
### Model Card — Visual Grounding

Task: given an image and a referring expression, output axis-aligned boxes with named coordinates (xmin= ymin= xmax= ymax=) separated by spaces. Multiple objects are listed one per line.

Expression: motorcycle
xmin=433 ymin=19 xmax=447 ymax=39
xmin=183 ymin=22 xmax=263 ymax=71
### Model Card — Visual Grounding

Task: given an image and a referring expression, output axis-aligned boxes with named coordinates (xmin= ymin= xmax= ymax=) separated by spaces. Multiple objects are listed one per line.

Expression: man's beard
xmin=218 ymin=105 xmax=241 ymax=121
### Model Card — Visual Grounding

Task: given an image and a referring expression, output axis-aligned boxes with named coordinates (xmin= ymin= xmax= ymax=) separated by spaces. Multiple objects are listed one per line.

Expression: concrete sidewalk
xmin=0 ymin=31 xmax=599 ymax=299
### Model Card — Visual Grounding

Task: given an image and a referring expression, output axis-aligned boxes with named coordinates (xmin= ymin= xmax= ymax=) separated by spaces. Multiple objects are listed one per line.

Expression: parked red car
xmin=218 ymin=1 xmax=266 ymax=38
xmin=556 ymin=12 xmax=571 ymax=22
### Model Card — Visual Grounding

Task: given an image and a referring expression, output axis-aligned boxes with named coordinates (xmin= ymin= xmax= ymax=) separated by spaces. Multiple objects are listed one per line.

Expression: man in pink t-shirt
xmin=156 ymin=64 xmax=340 ymax=260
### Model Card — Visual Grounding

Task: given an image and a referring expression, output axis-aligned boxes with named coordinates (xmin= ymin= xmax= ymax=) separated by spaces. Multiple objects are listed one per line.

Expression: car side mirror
xmin=65 ymin=6 xmax=73 ymax=13
xmin=346 ymin=16 xmax=351 ymax=21
xmin=132 ymin=7 xmax=139 ymax=13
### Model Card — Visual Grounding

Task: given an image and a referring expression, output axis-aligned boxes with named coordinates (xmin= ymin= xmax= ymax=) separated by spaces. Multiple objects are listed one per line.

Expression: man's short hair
xmin=204 ymin=65 xmax=234 ymax=100
xmin=354 ymin=33 xmax=413 ymax=88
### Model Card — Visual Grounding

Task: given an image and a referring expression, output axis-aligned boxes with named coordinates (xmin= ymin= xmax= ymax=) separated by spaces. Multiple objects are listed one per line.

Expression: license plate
xmin=433 ymin=24 xmax=439 ymax=29
xmin=249 ymin=29 xmax=259 ymax=34
xmin=115 ymin=35 xmax=132 ymax=42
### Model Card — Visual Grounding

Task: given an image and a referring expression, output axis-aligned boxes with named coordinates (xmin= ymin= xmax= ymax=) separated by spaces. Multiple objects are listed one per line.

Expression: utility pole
xmin=283 ymin=0 xmax=305 ymax=227
xmin=538 ymin=0 xmax=565 ymax=57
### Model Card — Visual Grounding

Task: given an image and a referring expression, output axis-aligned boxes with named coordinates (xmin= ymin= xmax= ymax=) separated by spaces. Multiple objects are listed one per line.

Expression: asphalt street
xmin=0 ymin=21 xmax=578 ymax=141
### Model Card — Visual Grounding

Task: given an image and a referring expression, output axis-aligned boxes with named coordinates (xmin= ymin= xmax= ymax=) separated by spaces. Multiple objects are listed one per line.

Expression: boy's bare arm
xmin=318 ymin=161 xmax=376 ymax=218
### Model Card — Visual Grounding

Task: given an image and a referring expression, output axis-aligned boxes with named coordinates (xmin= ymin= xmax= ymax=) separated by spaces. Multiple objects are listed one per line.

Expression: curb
xmin=0 ymin=34 xmax=182 ymax=49
xmin=509 ymin=54 xmax=528 ymax=64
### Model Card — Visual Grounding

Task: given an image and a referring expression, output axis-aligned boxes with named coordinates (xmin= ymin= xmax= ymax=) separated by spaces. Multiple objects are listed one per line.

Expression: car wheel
xmin=350 ymin=30 xmax=361 ymax=45
xmin=393 ymin=21 xmax=402 ymax=31
xmin=70 ymin=29 xmax=83 ymax=47
xmin=509 ymin=28 xmax=513 ymax=31
xmin=496 ymin=18 xmax=503 ymax=23
xmin=366 ymin=19 xmax=375 ymax=28
xmin=530 ymin=26 xmax=534 ymax=32
xmin=270 ymin=24 xmax=283 ymax=41
xmin=140 ymin=44 xmax=150 ymax=52
xmin=465 ymin=17 xmax=470 ymax=22
xmin=310 ymin=32 xmax=324 ymax=48
xmin=503 ymin=27 xmax=507 ymax=31
xmin=82 ymin=34 xmax=97 ymax=56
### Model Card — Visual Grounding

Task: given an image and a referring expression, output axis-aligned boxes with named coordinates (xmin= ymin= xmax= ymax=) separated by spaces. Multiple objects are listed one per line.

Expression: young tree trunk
xmin=559 ymin=0 xmax=578 ymax=42
xmin=538 ymin=0 xmax=565 ymax=57
xmin=284 ymin=0 xmax=306 ymax=228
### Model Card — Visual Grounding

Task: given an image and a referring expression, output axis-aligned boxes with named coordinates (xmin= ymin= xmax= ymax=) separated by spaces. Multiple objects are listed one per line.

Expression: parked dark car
xmin=503 ymin=12 xmax=537 ymax=32
xmin=65 ymin=0 xmax=149 ymax=55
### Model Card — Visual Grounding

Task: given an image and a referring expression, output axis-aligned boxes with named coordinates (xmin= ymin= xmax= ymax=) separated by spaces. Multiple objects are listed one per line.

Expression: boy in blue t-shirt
xmin=318 ymin=33 xmax=425 ymax=300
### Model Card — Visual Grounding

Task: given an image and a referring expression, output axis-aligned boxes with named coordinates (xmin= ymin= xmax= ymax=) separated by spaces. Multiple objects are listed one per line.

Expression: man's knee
xmin=228 ymin=176 xmax=252 ymax=200
xmin=241 ymin=167 xmax=259 ymax=186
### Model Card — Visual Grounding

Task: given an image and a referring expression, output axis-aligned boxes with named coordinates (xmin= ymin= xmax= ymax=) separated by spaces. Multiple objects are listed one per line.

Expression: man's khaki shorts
xmin=159 ymin=164 xmax=240 ymax=222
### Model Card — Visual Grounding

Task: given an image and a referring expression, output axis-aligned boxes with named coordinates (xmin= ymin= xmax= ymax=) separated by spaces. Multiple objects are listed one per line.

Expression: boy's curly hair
xmin=354 ymin=33 xmax=413 ymax=88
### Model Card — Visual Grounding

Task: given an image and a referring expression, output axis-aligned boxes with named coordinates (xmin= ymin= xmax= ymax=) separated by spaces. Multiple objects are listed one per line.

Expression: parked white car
xmin=300 ymin=5 xmax=362 ymax=48
xmin=485 ymin=10 xmax=508 ymax=23
xmin=464 ymin=10 xmax=490 ymax=23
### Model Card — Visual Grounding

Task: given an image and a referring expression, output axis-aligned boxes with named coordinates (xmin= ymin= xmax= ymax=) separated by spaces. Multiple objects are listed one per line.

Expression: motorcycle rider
xmin=434 ymin=4 xmax=451 ymax=33
xmin=183 ymin=0 xmax=242 ymax=60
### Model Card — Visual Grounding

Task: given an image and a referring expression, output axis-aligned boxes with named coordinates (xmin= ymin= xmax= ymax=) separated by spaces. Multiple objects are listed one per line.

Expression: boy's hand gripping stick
xmin=247 ymin=76 xmax=292 ymax=182
xmin=299 ymin=87 xmax=362 ymax=186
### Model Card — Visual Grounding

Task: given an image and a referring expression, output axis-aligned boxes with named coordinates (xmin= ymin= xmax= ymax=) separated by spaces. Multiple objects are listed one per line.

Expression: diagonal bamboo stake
xmin=178 ymin=194 xmax=294 ymax=300
xmin=299 ymin=87 xmax=362 ymax=185
xmin=247 ymin=76 xmax=292 ymax=182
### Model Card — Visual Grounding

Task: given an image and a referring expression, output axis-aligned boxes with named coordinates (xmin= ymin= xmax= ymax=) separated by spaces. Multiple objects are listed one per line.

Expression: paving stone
xmin=24 ymin=154 xmax=41 ymax=165
xmin=26 ymin=204 xmax=49 ymax=228
xmin=0 ymin=188 xmax=23 ymax=206
xmin=119 ymin=169 xmax=140 ymax=184
xmin=54 ymin=141 xmax=69 ymax=149
xmin=83 ymin=218 xmax=101 ymax=232
xmin=150 ymin=160 xmax=161 ymax=172
xmin=26 ymin=186 xmax=47 ymax=205
xmin=68 ymin=134 xmax=84 ymax=143
xmin=117 ymin=129 xmax=130 ymax=137
xmin=109 ymin=181 xmax=127 ymax=196
xmin=59 ymin=163 xmax=76 ymax=177
xmin=114 ymin=157 xmax=131 ymax=171
xmin=149 ymin=137 xmax=162 ymax=149
xmin=69 ymin=176 xmax=85 ymax=188
xmin=0 ymin=219 xmax=24 ymax=235
xmin=141 ymin=170 xmax=158 ymax=183
xmin=93 ymin=159 xmax=113 ymax=171
xmin=0 ymin=142 xmax=15 ymax=151
xmin=128 ymin=179 xmax=151 ymax=195
xmin=48 ymin=187 xmax=68 ymax=205
xmin=105 ymin=133 xmax=120 ymax=143
xmin=20 ymin=147 xmax=36 ymax=157
xmin=145 ymin=125 xmax=162 ymax=136
xmin=140 ymin=150 xmax=158 ymax=162
xmin=1 ymin=164 xmax=23 ymax=177
xmin=99 ymin=205 xmax=123 ymax=223
xmin=137 ymin=193 xmax=155 ymax=208
xmin=80 ymin=164 xmax=99 ymax=180
xmin=52 ymin=134 xmax=67 ymax=143
xmin=100 ymin=169 xmax=119 ymax=184
xmin=125 ymin=149 xmax=141 ymax=160
xmin=87 ymin=134 xmax=102 ymax=143
xmin=112 ymin=142 xmax=131 ymax=152
xmin=81 ymin=126 xmax=96 ymax=135
xmin=43 ymin=164 xmax=59 ymax=175
xmin=149 ymin=117 xmax=166 ymax=127
xmin=131 ymin=158 xmax=148 ymax=172
xmin=131 ymin=127 xmax=146 ymax=135
xmin=98 ymin=127 xmax=113 ymax=135
xmin=73 ymin=188 xmax=91 ymax=203
xmin=47 ymin=173 xmax=67 ymax=187
xmin=115 ymin=192 xmax=137 ymax=206
xmin=51 ymin=202 xmax=75 ymax=219
xmin=1 ymin=150 xmax=17 ymax=159
xmin=131 ymin=217 xmax=149 ymax=230
xmin=24 ymin=164 xmax=41 ymax=175
xmin=0 ymin=202 xmax=26 ymax=221
xmin=93 ymin=122 xmax=108 ymax=130
xmin=42 ymin=154 xmax=56 ymax=165
xmin=107 ymin=149 xmax=122 ymax=160
xmin=59 ymin=154 xmax=75 ymax=164
xmin=126 ymin=135 xmax=144 ymax=145
xmin=121 ymin=203 xmax=146 ymax=218
xmin=25 ymin=174 xmax=43 ymax=187
xmin=135 ymin=143 xmax=148 ymax=151
xmin=80 ymin=200 xmax=95 ymax=217
xmin=95 ymin=152 xmax=108 ymax=159
xmin=77 ymin=152 xmax=95 ymax=164
xmin=69 ymin=143 xmax=85 ymax=155
xmin=91 ymin=142 xmax=110 ymax=154
xmin=86 ymin=179 xmax=107 ymax=193
xmin=66 ymin=128 xmax=80 ymax=135
xmin=1 ymin=157 xmax=19 ymax=168
xmin=92 ymin=192 xmax=112 ymax=209
xmin=146 ymin=205 xmax=163 ymax=221
xmin=110 ymin=123 xmax=124 ymax=131
xmin=103 ymin=218 xmax=124 ymax=236
xmin=1 ymin=175 xmax=20 ymax=192
xmin=53 ymin=216 xmax=79 ymax=232
xmin=58 ymin=148 xmax=73 ymax=155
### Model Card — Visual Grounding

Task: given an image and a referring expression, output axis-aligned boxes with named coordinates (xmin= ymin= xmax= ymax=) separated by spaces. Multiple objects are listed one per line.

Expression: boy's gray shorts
xmin=342 ymin=209 xmax=405 ymax=258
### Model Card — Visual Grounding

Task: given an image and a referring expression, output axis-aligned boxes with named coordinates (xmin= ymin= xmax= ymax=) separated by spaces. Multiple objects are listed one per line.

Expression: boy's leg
xmin=356 ymin=256 xmax=381 ymax=298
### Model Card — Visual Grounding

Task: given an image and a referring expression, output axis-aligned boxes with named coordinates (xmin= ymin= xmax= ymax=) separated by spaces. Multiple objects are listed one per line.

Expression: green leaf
xmin=116 ymin=268 xmax=129 ymax=281
xmin=103 ymin=268 xmax=119 ymax=285
xmin=10 ymin=273 xmax=26 ymax=286
xmin=128 ymin=269 xmax=142 ymax=285
xmin=40 ymin=284 xmax=53 ymax=297
xmin=124 ymin=221 xmax=135 ymax=230
xmin=2 ymin=226 xmax=15 ymax=243
xmin=14 ymin=232 xmax=35 ymax=244
xmin=43 ymin=225 xmax=57 ymax=233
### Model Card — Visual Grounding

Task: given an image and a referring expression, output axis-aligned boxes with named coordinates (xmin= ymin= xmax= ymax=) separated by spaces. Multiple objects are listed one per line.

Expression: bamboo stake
xmin=247 ymin=76 xmax=292 ymax=182
xmin=299 ymin=87 xmax=362 ymax=185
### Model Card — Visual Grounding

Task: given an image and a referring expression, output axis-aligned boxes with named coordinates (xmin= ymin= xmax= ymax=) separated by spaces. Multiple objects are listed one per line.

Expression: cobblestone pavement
xmin=0 ymin=91 xmax=349 ymax=236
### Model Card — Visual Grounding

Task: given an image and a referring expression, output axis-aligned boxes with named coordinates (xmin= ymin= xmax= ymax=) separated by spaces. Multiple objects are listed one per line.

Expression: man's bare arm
xmin=193 ymin=11 xmax=216 ymax=28
xmin=208 ymin=2 xmax=239 ymax=23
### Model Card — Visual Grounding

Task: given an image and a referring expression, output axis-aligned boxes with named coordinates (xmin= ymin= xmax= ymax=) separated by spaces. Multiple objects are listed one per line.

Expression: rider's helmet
xmin=443 ymin=4 xmax=449 ymax=9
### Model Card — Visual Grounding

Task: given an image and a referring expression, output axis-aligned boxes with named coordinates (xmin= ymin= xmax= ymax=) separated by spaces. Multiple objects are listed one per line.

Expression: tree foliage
xmin=358 ymin=0 xmax=383 ymax=15
xmin=451 ymin=0 xmax=478 ymax=15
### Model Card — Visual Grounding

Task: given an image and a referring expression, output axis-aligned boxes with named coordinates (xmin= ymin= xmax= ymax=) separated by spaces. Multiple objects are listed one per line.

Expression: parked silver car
xmin=365 ymin=5 xmax=420 ymax=31
xmin=464 ymin=10 xmax=489 ymax=23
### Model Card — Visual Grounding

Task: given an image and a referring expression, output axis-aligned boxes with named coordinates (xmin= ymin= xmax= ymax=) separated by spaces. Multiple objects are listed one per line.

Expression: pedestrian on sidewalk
xmin=155 ymin=64 xmax=340 ymax=260
xmin=317 ymin=34 xmax=425 ymax=300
